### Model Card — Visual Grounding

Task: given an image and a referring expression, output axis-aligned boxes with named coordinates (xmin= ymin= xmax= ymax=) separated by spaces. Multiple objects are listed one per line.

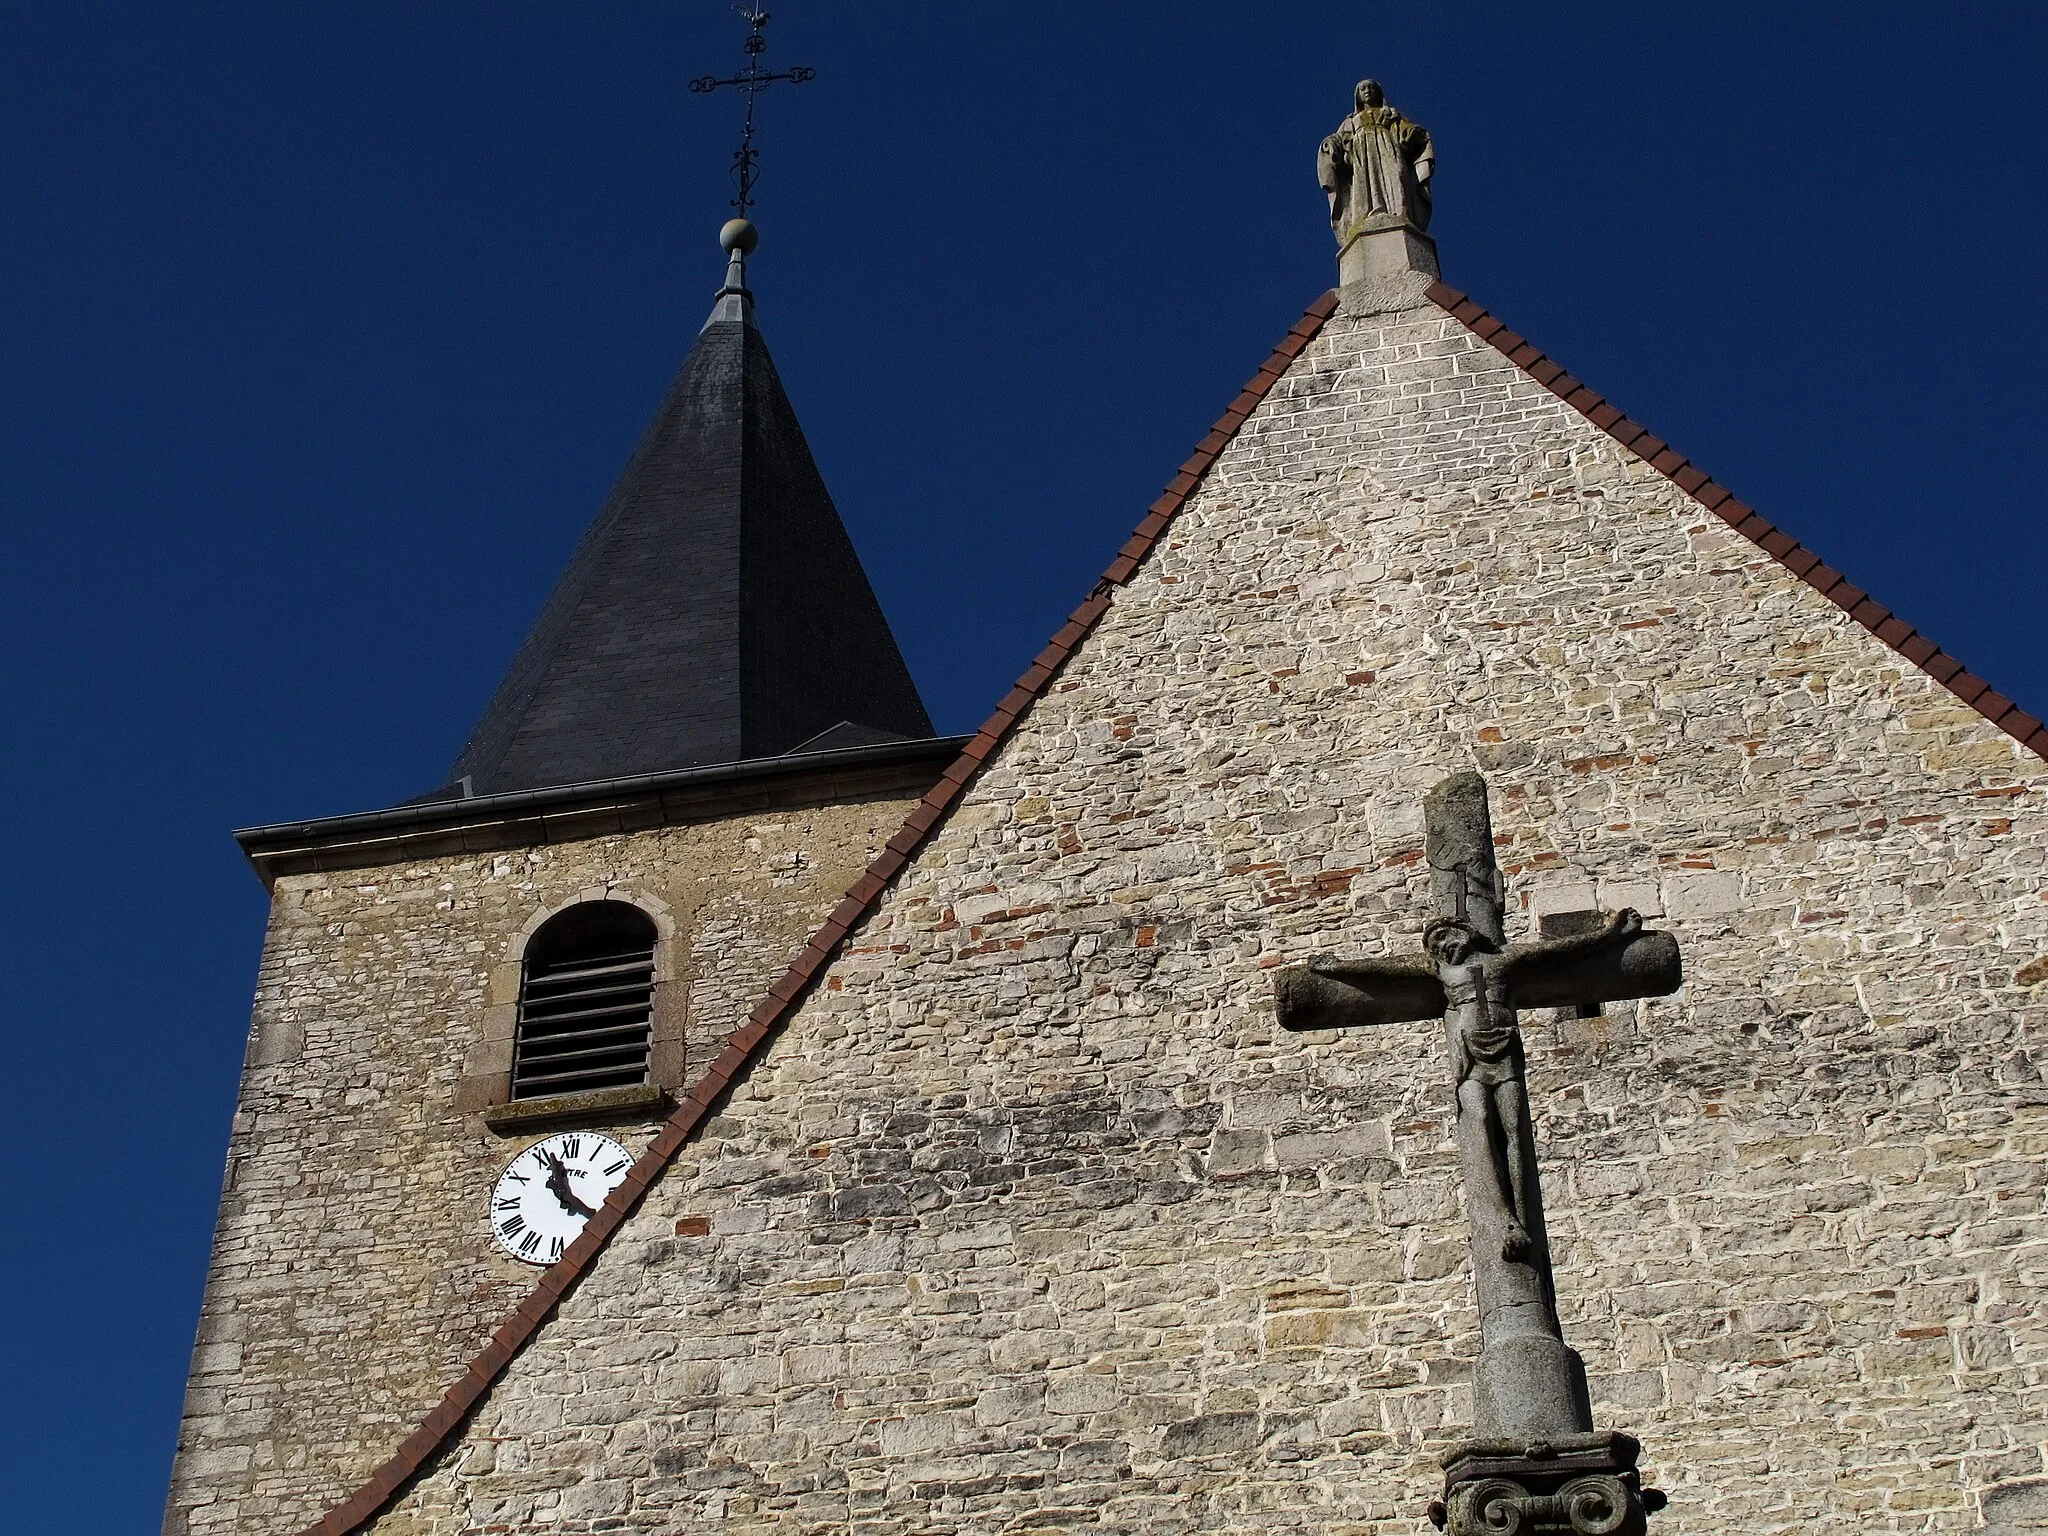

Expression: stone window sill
xmin=482 ymin=1082 xmax=670 ymax=1135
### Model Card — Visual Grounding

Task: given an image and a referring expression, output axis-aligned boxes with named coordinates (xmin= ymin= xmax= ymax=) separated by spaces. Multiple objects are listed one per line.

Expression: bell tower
xmin=160 ymin=222 xmax=954 ymax=1535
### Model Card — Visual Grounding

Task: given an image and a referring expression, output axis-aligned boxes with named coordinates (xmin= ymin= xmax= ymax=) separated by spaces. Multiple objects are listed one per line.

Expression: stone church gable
xmin=341 ymin=281 xmax=2046 ymax=1535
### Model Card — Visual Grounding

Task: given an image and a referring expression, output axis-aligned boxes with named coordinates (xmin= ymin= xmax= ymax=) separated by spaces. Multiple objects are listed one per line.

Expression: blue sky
xmin=4 ymin=3 xmax=2045 ymax=1528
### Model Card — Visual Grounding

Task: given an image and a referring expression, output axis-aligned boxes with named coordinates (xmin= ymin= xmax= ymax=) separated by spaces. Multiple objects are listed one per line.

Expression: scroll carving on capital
xmin=1318 ymin=78 xmax=1434 ymax=246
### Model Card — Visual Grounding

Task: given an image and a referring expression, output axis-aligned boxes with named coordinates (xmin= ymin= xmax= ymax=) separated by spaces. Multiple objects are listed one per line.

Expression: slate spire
xmin=440 ymin=223 xmax=934 ymax=798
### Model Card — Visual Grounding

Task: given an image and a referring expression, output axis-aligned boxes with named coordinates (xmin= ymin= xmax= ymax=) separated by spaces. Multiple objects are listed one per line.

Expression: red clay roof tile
xmin=1805 ymin=565 xmax=1844 ymax=595
xmin=1828 ymin=584 xmax=1869 ymax=612
xmin=1922 ymin=653 xmax=1963 ymax=683
xmin=1948 ymin=673 xmax=1990 ymax=704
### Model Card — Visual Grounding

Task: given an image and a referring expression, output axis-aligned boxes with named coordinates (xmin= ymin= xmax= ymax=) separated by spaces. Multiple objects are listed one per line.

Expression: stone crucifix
xmin=1277 ymin=772 xmax=1680 ymax=1533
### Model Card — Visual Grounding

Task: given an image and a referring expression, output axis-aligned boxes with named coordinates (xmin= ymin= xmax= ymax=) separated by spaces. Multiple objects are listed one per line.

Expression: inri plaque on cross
xmin=1277 ymin=772 xmax=1680 ymax=1535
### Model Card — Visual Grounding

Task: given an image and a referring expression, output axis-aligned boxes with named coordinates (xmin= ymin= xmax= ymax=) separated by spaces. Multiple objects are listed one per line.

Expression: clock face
xmin=489 ymin=1131 xmax=634 ymax=1265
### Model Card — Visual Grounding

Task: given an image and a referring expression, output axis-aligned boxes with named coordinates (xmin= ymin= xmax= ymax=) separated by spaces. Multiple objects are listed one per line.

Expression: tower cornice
xmin=234 ymin=733 xmax=966 ymax=889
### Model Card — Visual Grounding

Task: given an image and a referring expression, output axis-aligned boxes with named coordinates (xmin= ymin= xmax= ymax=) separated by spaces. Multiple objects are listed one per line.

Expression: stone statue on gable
xmin=1319 ymin=79 xmax=1435 ymax=241
xmin=1318 ymin=80 xmax=1440 ymax=287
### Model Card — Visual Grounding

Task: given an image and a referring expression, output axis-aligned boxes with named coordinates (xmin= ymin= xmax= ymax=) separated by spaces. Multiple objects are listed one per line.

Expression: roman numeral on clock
xmin=499 ymin=1215 xmax=526 ymax=1238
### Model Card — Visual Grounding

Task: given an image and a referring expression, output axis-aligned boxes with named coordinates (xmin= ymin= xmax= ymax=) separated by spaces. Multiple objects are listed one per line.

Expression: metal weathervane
xmin=688 ymin=6 xmax=815 ymax=214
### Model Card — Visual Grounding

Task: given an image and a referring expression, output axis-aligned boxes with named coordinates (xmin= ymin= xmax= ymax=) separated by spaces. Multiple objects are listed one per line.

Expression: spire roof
xmin=438 ymin=241 xmax=933 ymax=799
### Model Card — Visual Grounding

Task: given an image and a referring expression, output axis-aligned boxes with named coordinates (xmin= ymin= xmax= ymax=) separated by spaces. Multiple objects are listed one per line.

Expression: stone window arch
xmin=458 ymin=888 xmax=688 ymax=1127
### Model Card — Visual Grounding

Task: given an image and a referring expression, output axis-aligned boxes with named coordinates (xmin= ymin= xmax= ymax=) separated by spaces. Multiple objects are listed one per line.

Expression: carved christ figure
xmin=1436 ymin=908 xmax=1643 ymax=1259
xmin=1318 ymin=79 xmax=1434 ymax=243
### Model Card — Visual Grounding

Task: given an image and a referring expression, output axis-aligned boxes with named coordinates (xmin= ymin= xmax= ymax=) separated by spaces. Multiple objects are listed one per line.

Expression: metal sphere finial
xmin=719 ymin=218 xmax=759 ymax=255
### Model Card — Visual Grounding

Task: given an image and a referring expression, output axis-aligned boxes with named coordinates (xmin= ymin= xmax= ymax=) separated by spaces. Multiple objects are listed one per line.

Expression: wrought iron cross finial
xmin=688 ymin=6 xmax=815 ymax=215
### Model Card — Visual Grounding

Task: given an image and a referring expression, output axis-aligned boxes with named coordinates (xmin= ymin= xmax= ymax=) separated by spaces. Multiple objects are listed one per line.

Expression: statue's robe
xmin=1319 ymin=105 xmax=1434 ymax=240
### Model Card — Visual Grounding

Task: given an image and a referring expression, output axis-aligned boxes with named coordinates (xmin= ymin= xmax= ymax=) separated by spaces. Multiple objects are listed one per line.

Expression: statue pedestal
xmin=1337 ymin=224 xmax=1439 ymax=286
xmin=1430 ymin=1432 xmax=1665 ymax=1536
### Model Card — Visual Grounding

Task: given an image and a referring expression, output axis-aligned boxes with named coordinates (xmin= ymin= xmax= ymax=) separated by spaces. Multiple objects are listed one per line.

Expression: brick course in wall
xmin=322 ymin=284 xmax=2048 ymax=1535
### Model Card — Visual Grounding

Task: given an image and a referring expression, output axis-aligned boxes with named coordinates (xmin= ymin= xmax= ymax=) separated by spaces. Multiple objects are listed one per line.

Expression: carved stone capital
xmin=1430 ymin=1434 xmax=1665 ymax=1536
xmin=1439 ymin=1473 xmax=1647 ymax=1536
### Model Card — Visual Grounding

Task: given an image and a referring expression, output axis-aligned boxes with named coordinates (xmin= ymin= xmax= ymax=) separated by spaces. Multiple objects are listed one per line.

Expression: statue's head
xmin=1354 ymin=79 xmax=1385 ymax=111
xmin=1424 ymin=919 xmax=1488 ymax=967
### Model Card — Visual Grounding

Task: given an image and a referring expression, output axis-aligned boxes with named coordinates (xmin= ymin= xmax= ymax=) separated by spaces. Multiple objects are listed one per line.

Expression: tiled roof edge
xmin=1425 ymin=281 xmax=2048 ymax=762
xmin=295 ymin=287 xmax=1342 ymax=1536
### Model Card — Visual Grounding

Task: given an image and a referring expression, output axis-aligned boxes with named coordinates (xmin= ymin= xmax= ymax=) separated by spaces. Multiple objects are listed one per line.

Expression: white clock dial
xmin=489 ymin=1131 xmax=634 ymax=1265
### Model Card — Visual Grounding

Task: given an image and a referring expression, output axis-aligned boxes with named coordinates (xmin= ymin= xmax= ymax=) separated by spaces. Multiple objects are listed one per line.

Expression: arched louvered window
xmin=512 ymin=902 xmax=659 ymax=1100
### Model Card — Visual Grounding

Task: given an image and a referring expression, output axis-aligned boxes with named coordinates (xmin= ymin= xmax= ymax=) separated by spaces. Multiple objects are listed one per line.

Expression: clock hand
xmin=541 ymin=1151 xmax=599 ymax=1220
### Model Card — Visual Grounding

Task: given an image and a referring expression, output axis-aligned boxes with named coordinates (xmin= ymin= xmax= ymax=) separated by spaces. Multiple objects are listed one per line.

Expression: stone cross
xmin=1276 ymin=772 xmax=1680 ymax=1533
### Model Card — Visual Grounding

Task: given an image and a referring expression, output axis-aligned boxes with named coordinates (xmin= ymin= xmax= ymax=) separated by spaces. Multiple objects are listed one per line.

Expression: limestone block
xmin=1661 ymin=868 xmax=1741 ymax=919
xmin=1983 ymin=1481 xmax=2048 ymax=1533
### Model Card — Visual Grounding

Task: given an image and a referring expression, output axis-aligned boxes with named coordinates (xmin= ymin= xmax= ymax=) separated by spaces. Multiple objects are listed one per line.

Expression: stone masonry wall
xmin=369 ymin=291 xmax=2048 ymax=1536
xmin=163 ymin=794 xmax=924 ymax=1535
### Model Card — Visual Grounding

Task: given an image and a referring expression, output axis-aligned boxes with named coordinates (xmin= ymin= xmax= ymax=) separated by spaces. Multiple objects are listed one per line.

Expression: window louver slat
xmin=514 ymin=1061 xmax=650 ymax=1093
xmin=523 ymin=976 xmax=655 ymax=1005
xmin=517 ymin=998 xmax=657 ymax=1030
xmin=517 ymin=1034 xmax=652 ymax=1064
xmin=524 ymin=966 xmax=651 ymax=991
